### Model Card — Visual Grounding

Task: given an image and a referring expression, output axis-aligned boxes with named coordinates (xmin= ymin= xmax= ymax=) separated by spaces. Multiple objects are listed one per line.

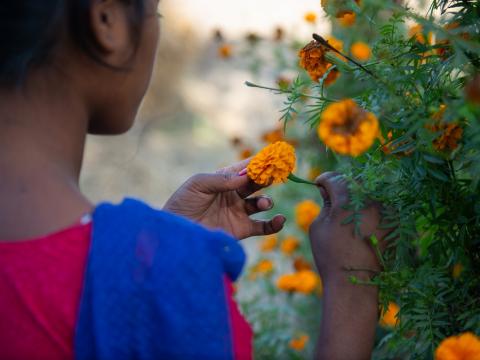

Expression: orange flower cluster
xmin=277 ymin=270 xmax=322 ymax=295
xmin=427 ymin=105 xmax=463 ymax=152
xmin=435 ymin=333 xmax=480 ymax=360
xmin=280 ymin=236 xmax=300 ymax=255
xmin=379 ymin=302 xmax=400 ymax=328
xmin=289 ymin=334 xmax=309 ymax=351
xmin=261 ymin=127 xmax=285 ymax=144
xmin=295 ymin=200 xmax=321 ymax=232
xmin=318 ymin=99 xmax=379 ymax=156
xmin=247 ymin=141 xmax=296 ymax=186
xmin=298 ymin=40 xmax=339 ymax=85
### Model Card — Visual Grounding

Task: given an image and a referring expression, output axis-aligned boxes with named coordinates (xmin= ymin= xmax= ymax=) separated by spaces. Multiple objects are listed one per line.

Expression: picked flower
xmin=318 ymin=99 xmax=379 ymax=156
xmin=351 ymin=41 xmax=371 ymax=61
xmin=435 ymin=333 xmax=480 ymax=360
xmin=289 ymin=334 xmax=309 ymax=351
xmin=379 ymin=302 xmax=400 ymax=328
xmin=247 ymin=141 xmax=296 ymax=186
xmin=295 ymin=200 xmax=321 ymax=232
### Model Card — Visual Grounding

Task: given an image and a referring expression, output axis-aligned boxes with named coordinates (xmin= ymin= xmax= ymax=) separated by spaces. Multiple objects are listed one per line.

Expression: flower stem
xmin=288 ymin=173 xmax=317 ymax=186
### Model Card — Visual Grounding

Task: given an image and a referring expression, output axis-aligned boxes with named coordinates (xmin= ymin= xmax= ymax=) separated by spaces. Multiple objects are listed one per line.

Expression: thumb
xmin=192 ymin=173 xmax=249 ymax=194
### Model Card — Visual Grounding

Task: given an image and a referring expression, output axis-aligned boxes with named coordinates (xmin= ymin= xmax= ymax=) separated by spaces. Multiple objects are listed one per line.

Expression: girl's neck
xmin=0 ymin=73 xmax=94 ymax=241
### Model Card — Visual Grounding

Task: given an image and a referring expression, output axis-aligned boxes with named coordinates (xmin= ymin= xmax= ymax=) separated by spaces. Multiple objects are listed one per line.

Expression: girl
xmin=0 ymin=1 xmax=384 ymax=359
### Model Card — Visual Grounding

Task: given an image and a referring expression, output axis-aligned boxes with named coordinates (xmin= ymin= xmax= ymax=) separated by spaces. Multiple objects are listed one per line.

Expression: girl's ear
xmin=89 ymin=0 xmax=132 ymax=64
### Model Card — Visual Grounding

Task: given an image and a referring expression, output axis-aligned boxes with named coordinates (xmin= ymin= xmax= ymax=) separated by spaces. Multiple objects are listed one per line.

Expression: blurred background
xmin=80 ymin=0 xmax=329 ymax=206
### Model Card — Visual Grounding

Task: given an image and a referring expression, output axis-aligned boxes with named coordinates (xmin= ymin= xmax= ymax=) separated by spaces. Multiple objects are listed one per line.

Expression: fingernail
xmin=238 ymin=168 xmax=247 ymax=176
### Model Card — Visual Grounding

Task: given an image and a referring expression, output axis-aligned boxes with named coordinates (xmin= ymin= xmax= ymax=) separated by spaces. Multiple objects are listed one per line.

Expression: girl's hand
xmin=163 ymin=159 xmax=286 ymax=240
xmin=309 ymin=172 xmax=389 ymax=360
xmin=309 ymin=172 xmax=387 ymax=284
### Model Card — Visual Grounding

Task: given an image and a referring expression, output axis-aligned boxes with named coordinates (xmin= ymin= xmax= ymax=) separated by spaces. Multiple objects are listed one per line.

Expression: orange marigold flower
xmin=433 ymin=123 xmax=463 ymax=151
xmin=247 ymin=141 xmax=296 ymax=186
xmin=318 ymin=99 xmax=379 ymax=156
xmin=293 ymin=257 xmax=312 ymax=271
xmin=435 ymin=333 xmax=480 ymax=360
xmin=277 ymin=273 xmax=299 ymax=292
xmin=351 ymin=41 xmax=371 ymax=61
xmin=339 ymin=12 xmax=356 ymax=27
xmin=296 ymin=270 xmax=321 ymax=294
xmin=249 ymin=259 xmax=274 ymax=280
xmin=281 ymin=236 xmax=300 ymax=255
xmin=298 ymin=40 xmax=334 ymax=84
xmin=452 ymin=263 xmax=464 ymax=279
xmin=427 ymin=105 xmax=463 ymax=152
xmin=260 ymin=234 xmax=278 ymax=252
xmin=239 ymin=148 xmax=253 ymax=160
xmin=295 ymin=200 xmax=321 ymax=232
xmin=289 ymin=334 xmax=309 ymax=351
xmin=379 ymin=302 xmax=400 ymax=328
xmin=466 ymin=74 xmax=480 ymax=104
xmin=304 ymin=12 xmax=317 ymax=23
xmin=218 ymin=44 xmax=233 ymax=59
xmin=277 ymin=270 xmax=321 ymax=294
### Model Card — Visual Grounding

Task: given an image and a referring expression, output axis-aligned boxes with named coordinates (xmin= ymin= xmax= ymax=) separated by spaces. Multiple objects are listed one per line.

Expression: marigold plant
xmin=230 ymin=0 xmax=480 ymax=357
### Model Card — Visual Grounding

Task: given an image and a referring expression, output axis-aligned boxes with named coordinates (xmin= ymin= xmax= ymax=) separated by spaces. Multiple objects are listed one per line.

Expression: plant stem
xmin=288 ymin=173 xmax=317 ymax=186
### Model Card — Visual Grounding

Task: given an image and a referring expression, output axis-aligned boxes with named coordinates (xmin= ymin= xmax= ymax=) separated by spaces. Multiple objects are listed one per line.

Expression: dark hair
xmin=0 ymin=0 xmax=145 ymax=87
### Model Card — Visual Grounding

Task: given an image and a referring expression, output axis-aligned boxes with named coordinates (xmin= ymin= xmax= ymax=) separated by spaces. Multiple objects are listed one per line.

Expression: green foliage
xmin=234 ymin=0 xmax=480 ymax=358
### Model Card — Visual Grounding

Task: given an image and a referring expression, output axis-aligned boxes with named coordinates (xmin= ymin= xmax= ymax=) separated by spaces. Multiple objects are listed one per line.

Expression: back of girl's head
xmin=0 ymin=0 xmax=145 ymax=88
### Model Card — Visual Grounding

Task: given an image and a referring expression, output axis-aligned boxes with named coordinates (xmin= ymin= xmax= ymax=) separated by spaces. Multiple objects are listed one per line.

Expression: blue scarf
xmin=75 ymin=198 xmax=246 ymax=359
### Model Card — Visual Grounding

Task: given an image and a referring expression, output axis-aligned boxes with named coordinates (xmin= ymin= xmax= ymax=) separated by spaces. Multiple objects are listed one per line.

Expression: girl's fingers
xmin=250 ymin=215 xmax=286 ymax=237
xmin=244 ymin=196 xmax=274 ymax=215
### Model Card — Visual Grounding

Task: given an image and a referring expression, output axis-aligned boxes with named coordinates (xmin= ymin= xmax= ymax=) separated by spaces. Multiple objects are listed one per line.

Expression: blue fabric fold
xmin=75 ymin=198 xmax=246 ymax=360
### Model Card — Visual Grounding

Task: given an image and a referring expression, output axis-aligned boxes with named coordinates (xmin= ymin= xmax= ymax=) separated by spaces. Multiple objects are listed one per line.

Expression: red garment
xmin=0 ymin=220 xmax=252 ymax=360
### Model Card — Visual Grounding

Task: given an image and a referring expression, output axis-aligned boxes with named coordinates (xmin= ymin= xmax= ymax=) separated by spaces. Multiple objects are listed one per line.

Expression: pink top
xmin=0 ymin=219 xmax=252 ymax=360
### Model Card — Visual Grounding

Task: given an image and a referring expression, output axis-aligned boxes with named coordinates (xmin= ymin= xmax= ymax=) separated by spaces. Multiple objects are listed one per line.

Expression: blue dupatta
xmin=75 ymin=198 xmax=246 ymax=359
